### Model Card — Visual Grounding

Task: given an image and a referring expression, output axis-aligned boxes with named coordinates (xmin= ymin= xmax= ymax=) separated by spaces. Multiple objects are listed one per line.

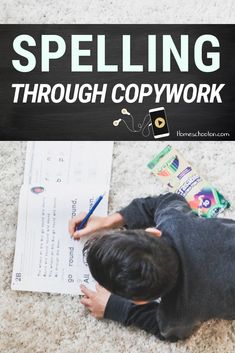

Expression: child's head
xmin=83 ymin=229 xmax=180 ymax=301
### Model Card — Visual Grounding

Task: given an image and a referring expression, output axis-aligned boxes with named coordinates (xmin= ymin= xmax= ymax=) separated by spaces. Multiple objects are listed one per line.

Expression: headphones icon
xmin=113 ymin=109 xmax=131 ymax=126
xmin=113 ymin=108 xmax=152 ymax=137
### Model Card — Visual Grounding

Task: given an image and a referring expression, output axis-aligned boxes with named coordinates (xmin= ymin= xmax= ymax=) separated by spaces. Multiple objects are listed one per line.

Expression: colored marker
xmin=76 ymin=192 xmax=105 ymax=231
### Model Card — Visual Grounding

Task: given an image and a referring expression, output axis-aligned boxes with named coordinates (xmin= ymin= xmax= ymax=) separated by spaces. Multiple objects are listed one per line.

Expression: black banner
xmin=0 ymin=25 xmax=234 ymax=140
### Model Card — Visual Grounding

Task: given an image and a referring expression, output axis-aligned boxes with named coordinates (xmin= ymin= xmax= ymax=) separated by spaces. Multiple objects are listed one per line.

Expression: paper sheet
xmin=24 ymin=141 xmax=113 ymax=186
xmin=12 ymin=142 xmax=113 ymax=295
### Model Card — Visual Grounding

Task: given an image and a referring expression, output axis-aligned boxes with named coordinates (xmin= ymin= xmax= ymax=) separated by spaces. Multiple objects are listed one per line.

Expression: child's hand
xmin=68 ymin=212 xmax=125 ymax=240
xmin=68 ymin=213 xmax=109 ymax=239
xmin=80 ymin=283 xmax=111 ymax=319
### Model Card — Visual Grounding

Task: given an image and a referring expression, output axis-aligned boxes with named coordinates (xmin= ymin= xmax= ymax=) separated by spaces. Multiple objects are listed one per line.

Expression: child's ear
xmin=145 ymin=228 xmax=162 ymax=237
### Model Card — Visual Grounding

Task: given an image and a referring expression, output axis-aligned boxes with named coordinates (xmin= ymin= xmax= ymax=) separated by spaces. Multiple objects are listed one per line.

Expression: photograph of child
xmin=69 ymin=192 xmax=235 ymax=342
xmin=1 ymin=140 xmax=235 ymax=353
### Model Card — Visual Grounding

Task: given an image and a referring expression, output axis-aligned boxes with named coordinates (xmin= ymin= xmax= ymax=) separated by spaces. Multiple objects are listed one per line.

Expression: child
xmin=68 ymin=193 xmax=235 ymax=342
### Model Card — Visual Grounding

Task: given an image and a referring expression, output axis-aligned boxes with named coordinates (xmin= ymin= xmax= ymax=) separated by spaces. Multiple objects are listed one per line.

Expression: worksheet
xmin=12 ymin=185 xmax=108 ymax=294
xmin=24 ymin=141 xmax=113 ymax=186
xmin=12 ymin=141 xmax=114 ymax=295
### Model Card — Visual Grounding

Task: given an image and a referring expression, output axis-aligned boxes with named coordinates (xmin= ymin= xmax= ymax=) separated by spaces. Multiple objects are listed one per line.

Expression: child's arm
xmin=118 ymin=192 xmax=191 ymax=229
xmin=80 ymin=283 xmax=166 ymax=340
xmin=104 ymin=294 xmax=172 ymax=340
xmin=69 ymin=193 xmax=191 ymax=238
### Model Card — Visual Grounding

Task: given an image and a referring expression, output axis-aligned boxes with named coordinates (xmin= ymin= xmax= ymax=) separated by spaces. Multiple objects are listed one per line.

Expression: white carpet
xmin=0 ymin=141 xmax=235 ymax=353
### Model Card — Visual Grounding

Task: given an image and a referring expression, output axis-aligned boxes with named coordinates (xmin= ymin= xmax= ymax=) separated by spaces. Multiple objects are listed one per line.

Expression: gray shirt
xmin=104 ymin=193 xmax=235 ymax=340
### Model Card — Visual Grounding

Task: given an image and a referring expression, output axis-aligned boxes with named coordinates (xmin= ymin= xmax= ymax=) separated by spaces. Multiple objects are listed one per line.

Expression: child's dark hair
xmin=83 ymin=229 xmax=180 ymax=301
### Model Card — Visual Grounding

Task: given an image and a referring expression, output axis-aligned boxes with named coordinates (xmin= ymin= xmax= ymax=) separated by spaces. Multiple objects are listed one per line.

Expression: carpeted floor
xmin=0 ymin=141 xmax=235 ymax=353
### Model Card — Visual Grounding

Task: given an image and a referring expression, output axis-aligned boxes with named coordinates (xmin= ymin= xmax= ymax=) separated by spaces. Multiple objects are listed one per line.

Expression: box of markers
xmin=147 ymin=145 xmax=230 ymax=218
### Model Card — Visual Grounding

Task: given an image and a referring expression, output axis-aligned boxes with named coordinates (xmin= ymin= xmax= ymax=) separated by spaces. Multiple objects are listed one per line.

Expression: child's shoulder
xmin=156 ymin=193 xmax=193 ymax=217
